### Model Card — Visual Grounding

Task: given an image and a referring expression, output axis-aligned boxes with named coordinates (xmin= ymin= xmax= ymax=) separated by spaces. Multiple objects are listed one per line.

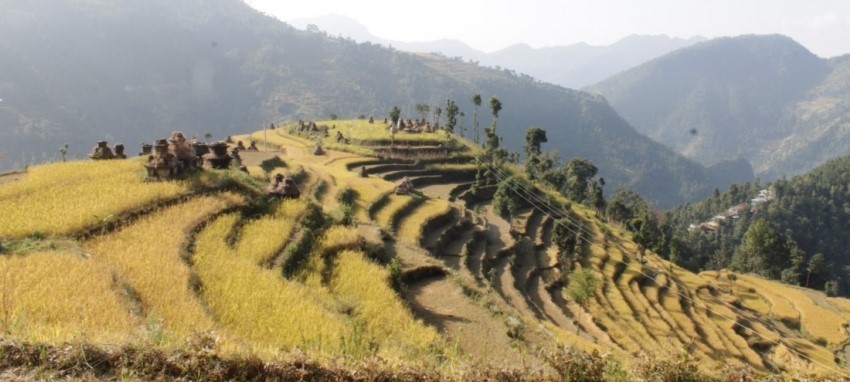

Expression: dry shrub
xmin=542 ymin=346 xmax=611 ymax=382
xmin=633 ymin=347 xmax=715 ymax=382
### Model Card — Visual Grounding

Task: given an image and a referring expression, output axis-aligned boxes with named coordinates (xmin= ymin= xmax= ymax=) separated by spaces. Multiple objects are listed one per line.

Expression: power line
xmin=468 ymin=150 xmax=850 ymax=377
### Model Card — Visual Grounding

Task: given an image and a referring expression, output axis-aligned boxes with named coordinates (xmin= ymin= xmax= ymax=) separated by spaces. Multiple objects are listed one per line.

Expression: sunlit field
xmin=0 ymin=159 xmax=187 ymax=238
xmin=235 ymin=198 xmax=308 ymax=265
xmin=396 ymin=199 xmax=451 ymax=245
xmin=329 ymin=250 xmax=440 ymax=357
xmin=0 ymin=251 xmax=137 ymax=344
xmin=84 ymin=193 xmax=245 ymax=344
xmin=2 ymin=122 xmax=849 ymax=379
xmin=193 ymin=213 xmax=349 ymax=355
xmin=372 ymin=194 xmax=413 ymax=228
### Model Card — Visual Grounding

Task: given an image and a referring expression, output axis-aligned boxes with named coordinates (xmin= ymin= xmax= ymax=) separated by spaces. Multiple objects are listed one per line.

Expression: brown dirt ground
xmin=0 ymin=170 xmax=25 ymax=186
xmin=405 ymin=276 xmax=529 ymax=367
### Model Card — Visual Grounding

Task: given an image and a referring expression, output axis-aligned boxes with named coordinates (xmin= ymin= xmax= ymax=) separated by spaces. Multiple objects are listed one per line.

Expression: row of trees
xmin=412 ymin=97 xmax=607 ymax=228
xmin=393 ymin=94 xmax=502 ymax=145
xmin=523 ymin=127 xmax=605 ymax=210
xmin=390 ymin=95 xmax=604 ymax=314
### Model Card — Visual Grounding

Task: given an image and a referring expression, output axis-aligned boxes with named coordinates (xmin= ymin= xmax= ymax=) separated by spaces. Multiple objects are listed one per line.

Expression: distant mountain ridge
xmin=289 ymin=14 xmax=705 ymax=88
xmin=588 ymin=34 xmax=850 ymax=180
xmin=0 ymin=0 xmax=727 ymax=207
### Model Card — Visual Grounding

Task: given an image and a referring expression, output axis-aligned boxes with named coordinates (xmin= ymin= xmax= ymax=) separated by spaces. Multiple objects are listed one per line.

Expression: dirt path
xmin=237 ymin=151 xmax=278 ymax=167
xmin=482 ymin=206 xmax=514 ymax=251
xmin=493 ymin=255 xmax=537 ymax=318
xmin=418 ymin=183 xmax=459 ymax=201
xmin=803 ymin=289 xmax=844 ymax=316
xmin=307 ymin=164 xmax=339 ymax=212
xmin=0 ymin=170 xmax=25 ymax=186
xmin=442 ymin=225 xmax=475 ymax=257
xmin=522 ymin=209 xmax=544 ymax=240
xmin=393 ymin=242 xmax=443 ymax=272
xmin=420 ymin=210 xmax=458 ymax=252
xmin=405 ymin=276 xmax=527 ymax=367
xmin=550 ymin=288 xmax=616 ymax=346
xmin=465 ymin=238 xmax=488 ymax=285
xmin=526 ymin=271 xmax=589 ymax=338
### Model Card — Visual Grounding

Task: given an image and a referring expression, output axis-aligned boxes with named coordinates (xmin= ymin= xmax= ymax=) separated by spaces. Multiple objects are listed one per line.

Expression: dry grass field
xmin=2 ymin=122 xmax=850 ymax=380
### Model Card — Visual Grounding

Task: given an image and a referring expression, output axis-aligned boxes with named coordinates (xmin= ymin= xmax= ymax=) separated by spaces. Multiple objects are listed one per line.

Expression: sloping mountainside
xmin=0 ymin=0 xmax=719 ymax=207
xmin=1 ymin=123 xmax=850 ymax=380
xmin=663 ymin=155 xmax=850 ymax=296
xmin=760 ymin=55 xmax=850 ymax=179
xmin=289 ymin=14 xmax=704 ymax=89
xmin=485 ymin=35 xmax=706 ymax=89
xmin=588 ymin=34 xmax=850 ymax=180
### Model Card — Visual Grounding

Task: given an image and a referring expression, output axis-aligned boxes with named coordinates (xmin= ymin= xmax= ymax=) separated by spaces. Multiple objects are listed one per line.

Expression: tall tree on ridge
xmin=445 ymin=99 xmax=459 ymax=134
xmin=472 ymin=94 xmax=482 ymax=144
xmin=458 ymin=111 xmax=466 ymax=139
xmin=415 ymin=103 xmax=430 ymax=121
xmin=567 ymin=268 xmax=599 ymax=334
xmin=489 ymin=97 xmax=502 ymax=131
xmin=389 ymin=106 xmax=401 ymax=124
xmin=524 ymin=126 xmax=548 ymax=180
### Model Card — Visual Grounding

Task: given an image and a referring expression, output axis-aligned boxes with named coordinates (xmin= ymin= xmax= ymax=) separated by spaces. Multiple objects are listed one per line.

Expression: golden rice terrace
xmin=1 ymin=119 xmax=850 ymax=381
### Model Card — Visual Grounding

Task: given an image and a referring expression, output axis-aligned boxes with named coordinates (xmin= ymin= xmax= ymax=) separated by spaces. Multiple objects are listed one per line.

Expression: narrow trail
xmin=482 ymin=207 xmax=514 ymax=252
xmin=442 ymin=225 xmax=475 ymax=257
xmin=493 ymin=255 xmax=537 ymax=318
xmin=526 ymin=269 xmax=583 ymax=335
xmin=418 ymin=183 xmax=459 ymax=200
xmin=238 ymin=151 xmax=278 ymax=167
xmin=405 ymin=275 xmax=528 ymax=367
xmin=433 ymin=222 xmax=476 ymax=271
xmin=0 ymin=170 xmax=26 ymax=185
xmin=307 ymin=164 xmax=339 ymax=212
xmin=465 ymin=235 xmax=488 ymax=285
xmin=419 ymin=209 xmax=459 ymax=252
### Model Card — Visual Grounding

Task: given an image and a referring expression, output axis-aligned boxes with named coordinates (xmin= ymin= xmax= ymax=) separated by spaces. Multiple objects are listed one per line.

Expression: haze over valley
xmin=3 ymin=1 xmax=850 ymax=380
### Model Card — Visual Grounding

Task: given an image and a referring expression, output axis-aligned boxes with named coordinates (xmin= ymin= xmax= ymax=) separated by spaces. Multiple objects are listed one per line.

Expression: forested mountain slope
xmin=0 ymin=0 xmax=723 ymax=207
xmin=589 ymin=34 xmax=850 ymax=180
xmin=661 ymin=155 xmax=850 ymax=295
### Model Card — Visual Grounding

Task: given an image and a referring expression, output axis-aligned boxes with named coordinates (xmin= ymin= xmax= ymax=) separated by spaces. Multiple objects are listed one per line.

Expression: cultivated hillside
xmin=0 ymin=0 xmax=722 ymax=207
xmin=588 ymin=34 xmax=850 ymax=180
xmin=1 ymin=122 xmax=849 ymax=380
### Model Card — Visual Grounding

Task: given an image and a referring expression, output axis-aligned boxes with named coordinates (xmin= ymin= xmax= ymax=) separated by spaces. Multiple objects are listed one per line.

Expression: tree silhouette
xmin=524 ymin=126 xmax=547 ymax=158
xmin=565 ymin=158 xmax=598 ymax=202
xmin=445 ymin=99 xmax=459 ymax=134
xmin=59 ymin=144 xmax=69 ymax=162
xmin=630 ymin=217 xmax=652 ymax=262
xmin=472 ymin=94 xmax=481 ymax=144
xmin=731 ymin=219 xmax=789 ymax=279
xmin=489 ymin=97 xmax=502 ymax=130
xmin=482 ymin=97 xmax=504 ymax=164
xmin=806 ymin=253 xmax=825 ymax=288
xmin=567 ymin=268 xmax=599 ymax=334
xmin=415 ymin=103 xmax=430 ymax=121
xmin=389 ymin=105 xmax=401 ymax=124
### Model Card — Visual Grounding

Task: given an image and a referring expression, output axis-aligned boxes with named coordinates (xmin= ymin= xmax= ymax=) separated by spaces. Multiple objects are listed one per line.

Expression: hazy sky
xmin=244 ymin=0 xmax=850 ymax=58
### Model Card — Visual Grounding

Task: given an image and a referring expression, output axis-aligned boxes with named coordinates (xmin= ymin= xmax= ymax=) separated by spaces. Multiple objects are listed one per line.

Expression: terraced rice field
xmin=0 ymin=159 xmax=188 ymax=237
xmin=84 ymin=193 xmax=245 ymax=342
xmin=6 ymin=126 xmax=850 ymax=378
xmin=396 ymin=199 xmax=452 ymax=245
